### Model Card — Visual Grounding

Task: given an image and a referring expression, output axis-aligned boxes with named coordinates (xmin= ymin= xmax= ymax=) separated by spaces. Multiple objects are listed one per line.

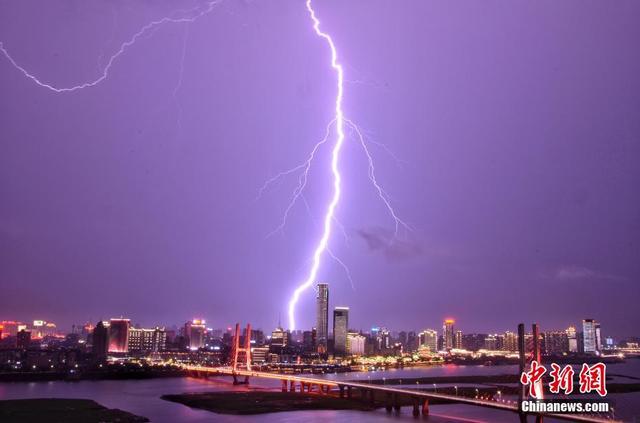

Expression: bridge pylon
xmin=230 ymin=322 xmax=252 ymax=385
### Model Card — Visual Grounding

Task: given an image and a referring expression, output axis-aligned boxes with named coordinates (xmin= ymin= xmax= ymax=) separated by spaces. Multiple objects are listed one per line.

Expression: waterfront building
xmin=443 ymin=319 xmax=455 ymax=350
xmin=333 ymin=307 xmax=349 ymax=355
xmin=418 ymin=329 xmax=438 ymax=352
xmin=316 ymin=283 xmax=329 ymax=353
xmin=108 ymin=318 xmax=130 ymax=353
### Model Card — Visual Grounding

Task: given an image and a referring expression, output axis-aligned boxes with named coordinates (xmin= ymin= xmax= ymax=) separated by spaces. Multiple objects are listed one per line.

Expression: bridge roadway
xmin=182 ymin=365 xmax=618 ymax=423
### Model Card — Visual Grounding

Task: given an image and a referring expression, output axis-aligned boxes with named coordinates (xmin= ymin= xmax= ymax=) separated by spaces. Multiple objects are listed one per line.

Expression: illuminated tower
xmin=566 ymin=326 xmax=578 ymax=352
xmin=582 ymin=319 xmax=601 ymax=354
xmin=316 ymin=283 xmax=329 ymax=353
xmin=92 ymin=321 xmax=109 ymax=359
xmin=185 ymin=319 xmax=206 ymax=351
xmin=443 ymin=319 xmax=455 ymax=350
xmin=108 ymin=318 xmax=130 ymax=353
xmin=333 ymin=306 xmax=349 ymax=355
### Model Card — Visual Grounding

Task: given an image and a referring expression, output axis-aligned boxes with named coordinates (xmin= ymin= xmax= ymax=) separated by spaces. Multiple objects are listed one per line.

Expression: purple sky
xmin=1 ymin=1 xmax=639 ymax=338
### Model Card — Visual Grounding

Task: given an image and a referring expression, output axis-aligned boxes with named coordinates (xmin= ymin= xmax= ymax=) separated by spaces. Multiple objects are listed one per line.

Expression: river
xmin=1 ymin=360 xmax=638 ymax=422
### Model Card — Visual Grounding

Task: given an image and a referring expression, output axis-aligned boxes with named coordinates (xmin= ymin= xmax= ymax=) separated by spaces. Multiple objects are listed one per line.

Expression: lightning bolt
xmin=286 ymin=0 xmax=346 ymax=331
xmin=0 ymin=1 xmax=220 ymax=92
xmin=283 ymin=0 xmax=410 ymax=330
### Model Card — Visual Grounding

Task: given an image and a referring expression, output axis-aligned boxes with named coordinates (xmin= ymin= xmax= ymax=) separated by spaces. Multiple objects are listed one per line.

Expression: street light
xmin=433 ymin=383 xmax=437 ymax=393
xmin=454 ymin=385 xmax=458 ymax=396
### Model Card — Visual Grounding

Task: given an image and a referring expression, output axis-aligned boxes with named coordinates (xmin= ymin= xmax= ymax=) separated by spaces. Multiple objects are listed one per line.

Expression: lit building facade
xmin=316 ymin=283 xmax=329 ymax=353
xmin=582 ymin=319 xmax=601 ymax=354
xmin=108 ymin=318 xmax=130 ymax=353
xmin=418 ymin=329 xmax=438 ymax=352
xmin=454 ymin=330 xmax=463 ymax=349
xmin=185 ymin=319 xmax=206 ymax=351
xmin=503 ymin=331 xmax=518 ymax=352
xmin=128 ymin=327 xmax=167 ymax=353
xmin=347 ymin=332 xmax=365 ymax=356
xmin=333 ymin=307 xmax=349 ymax=355
xmin=566 ymin=326 xmax=578 ymax=352
xmin=544 ymin=331 xmax=569 ymax=354
xmin=443 ymin=319 xmax=455 ymax=350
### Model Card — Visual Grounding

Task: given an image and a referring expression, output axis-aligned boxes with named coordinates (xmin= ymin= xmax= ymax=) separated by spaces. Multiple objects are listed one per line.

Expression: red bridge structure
xmin=229 ymin=323 xmax=252 ymax=385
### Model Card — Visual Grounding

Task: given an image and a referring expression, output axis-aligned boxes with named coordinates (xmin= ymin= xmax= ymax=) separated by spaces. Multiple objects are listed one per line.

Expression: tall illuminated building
xmin=503 ymin=331 xmax=518 ymax=352
xmin=454 ymin=330 xmax=463 ymax=349
xmin=347 ymin=332 xmax=365 ymax=355
xmin=582 ymin=319 xmax=601 ymax=354
xmin=443 ymin=319 xmax=455 ymax=350
xmin=270 ymin=326 xmax=291 ymax=353
xmin=566 ymin=326 xmax=578 ymax=352
xmin=108 ymin=318 xmax=130 ymax=353
xmin=419 ymin=329 xmax=438 ymax=352
xmin=316 ymin=283 xmax=329 ymax=353
xmin=128 ymin=327 xmax=167 ymax=353
xmin=332 ymin=307 xmax=349 ymax=355
xmin=185 ymin=319 xmax=206 ymax=351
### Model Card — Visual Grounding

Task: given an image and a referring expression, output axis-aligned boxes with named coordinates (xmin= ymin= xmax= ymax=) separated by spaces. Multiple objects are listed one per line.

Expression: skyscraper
xmin=185 ymin=319 xmax=206 ymax=351
xmin=566 ymin=326 xmax=578 ymax=352
xmin=454 ymin=330 xmax=463 ymax=349
xmin=16 ymin=329 xmax=31 ymax=349
xmin=92 ymin=321 xmax=109 ymax=359
xmin=503 ymin=331 xmax=518 ymax=352
xmin=418 ymin=329 xmax=438 ymax=352
xmin=443 ymin=319 xmax=455 ymax=350
xmin=108 ymin=318 xmax=130 ymax=353
xmin=316 ymin=283 xmax=329 ymax=353
xmin=582 ymin=319 xmax=601 ymax=354
xmin=333 ymin=307 xmax=349 ymax=355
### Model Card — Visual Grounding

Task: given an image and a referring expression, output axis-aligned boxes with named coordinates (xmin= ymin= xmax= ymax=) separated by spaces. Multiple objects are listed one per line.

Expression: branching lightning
xmin=263 ymin=0 xmax=409 ymax=330
xmin=1 ymin=0 xmax=408 ymax=332
xmin=284 ymin=0 xmax=347 ymax=331
xmin=0 ymin=1 xmax=220 ymax=92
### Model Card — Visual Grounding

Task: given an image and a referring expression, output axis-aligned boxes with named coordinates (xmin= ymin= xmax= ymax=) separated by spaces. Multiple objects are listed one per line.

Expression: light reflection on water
xmin=0 ymin=361 xmax=638 ymax=422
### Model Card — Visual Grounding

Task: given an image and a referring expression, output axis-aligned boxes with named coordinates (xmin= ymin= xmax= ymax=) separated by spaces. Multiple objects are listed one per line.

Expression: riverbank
xmin=0 ymin=398 xmax=149 ymax=423
xmin=161 ymin=390 xmax=458 ymax=415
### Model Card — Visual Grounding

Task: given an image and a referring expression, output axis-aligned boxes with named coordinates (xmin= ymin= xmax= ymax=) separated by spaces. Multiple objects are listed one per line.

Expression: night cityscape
xmin=1 ymin=0 xmax=639 ymax=422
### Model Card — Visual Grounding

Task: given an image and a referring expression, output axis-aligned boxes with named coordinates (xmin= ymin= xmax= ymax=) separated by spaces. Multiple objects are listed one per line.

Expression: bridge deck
xmin=183 ymin=365 xmax=618 ymax=423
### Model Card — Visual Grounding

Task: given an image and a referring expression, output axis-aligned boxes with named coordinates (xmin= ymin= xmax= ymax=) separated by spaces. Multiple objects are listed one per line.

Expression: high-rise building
xmin=503 ymin=331 xmax=518 ymax=352
xmin=303 ymin=329 xmax=316 ymax=352
xmin=347 ymin=332 xmax=366 ymax=355
xmin=16 ymin=329 xmax=31 ymax=349
xmin=566 ymin=326 xmax=578 ymax=353
xmin=270 ymin=326 xmax=290 ymax=353
xmin=418 ymin=329 xmax=438 ymax=352
xmin=108 ymin=318 xmax=130 ymax=353
xmin=128 ymin=327 xmax=167 ymax=353
xmin=485 ymin=334 xmax=498 ymax=350
xmin=543 ymin=331 xmax=569 ymax=354
xmin=462 ymin=333 xmax=487 ymax=351
xmin=443 ymin=319 xmax=455 ymax=350
xmin=185 ymin=319 xmax=206 ymax=351
xmin=406 ymin=331 xmax=418 ymax=352
xmin=316 ymin=283 xmax=329 ymax=352
xmin=92 ymin=321 xmax=109 ymax=359
xmin=333 ymin=307 xmax=349 ymax=355
xmin=582 ymin=319 xmax=601 ymax=354
xmin=454 ymin=330 xmax=463 ymax=349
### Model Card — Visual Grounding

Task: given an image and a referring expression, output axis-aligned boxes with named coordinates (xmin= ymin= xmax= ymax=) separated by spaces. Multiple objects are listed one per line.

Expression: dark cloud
xmin=357 ymin=227 xmax=422 ymax=261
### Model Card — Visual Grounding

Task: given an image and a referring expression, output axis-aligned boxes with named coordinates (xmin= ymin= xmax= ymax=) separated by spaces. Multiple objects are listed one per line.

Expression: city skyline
xmin=1 ymin=1 xmax=639 ymax=338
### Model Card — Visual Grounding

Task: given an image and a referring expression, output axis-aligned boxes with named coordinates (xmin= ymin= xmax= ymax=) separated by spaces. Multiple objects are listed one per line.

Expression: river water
xmin=1 ymin=360 xmax=638 ymax=422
